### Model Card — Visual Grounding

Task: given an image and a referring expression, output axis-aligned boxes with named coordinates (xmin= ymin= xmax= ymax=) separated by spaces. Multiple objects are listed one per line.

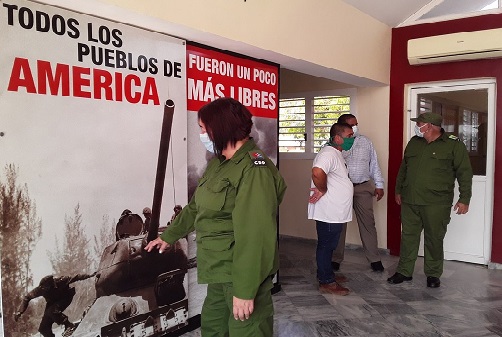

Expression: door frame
xmin=405 ymin=78 xmax=496 ymax=264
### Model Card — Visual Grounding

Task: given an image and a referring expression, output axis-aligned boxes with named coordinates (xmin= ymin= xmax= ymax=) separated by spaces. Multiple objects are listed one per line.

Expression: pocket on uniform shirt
xmin=403 ymin=153 xmax=418 ymax=169
xmin=201 ymin=234 xmax=235 ymax=251
xmin=198 ymin=179 xmax=230 ymax=211
xmin=430 ymin=152 xmax=453 ymax=170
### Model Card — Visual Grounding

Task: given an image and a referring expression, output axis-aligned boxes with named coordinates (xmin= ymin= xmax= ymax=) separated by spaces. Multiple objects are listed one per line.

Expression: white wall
xmin=279 ymin=86 xmax=390 ymax=249
xmin=37 ymin=0 xmax=391 ymax=86
xmin=354 ymin=86 xmax=390 ymax=249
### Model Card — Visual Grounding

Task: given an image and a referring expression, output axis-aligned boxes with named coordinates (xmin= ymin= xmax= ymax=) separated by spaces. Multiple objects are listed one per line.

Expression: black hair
xmin=337 ymin=113 xmax=356 ymax=124
xmin=329 ymin=122 xmax=352 ymax=138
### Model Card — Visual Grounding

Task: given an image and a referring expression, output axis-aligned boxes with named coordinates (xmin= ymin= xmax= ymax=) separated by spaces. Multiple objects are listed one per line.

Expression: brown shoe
xmin=335 ymin=274 xmax=349 ymax=283
xmin=319 ymin=282 xmax=350 ymax=296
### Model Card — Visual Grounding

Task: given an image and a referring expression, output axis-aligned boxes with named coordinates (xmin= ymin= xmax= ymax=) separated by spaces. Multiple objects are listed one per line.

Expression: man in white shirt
xmin=332 ymin=114 xmax=385 ymax=272
xmin=308 ymin=123 xmax=354 ymax=296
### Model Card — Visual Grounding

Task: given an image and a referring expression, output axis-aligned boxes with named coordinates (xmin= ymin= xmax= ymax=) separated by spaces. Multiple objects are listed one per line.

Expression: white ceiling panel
xmin=340 ymin=0 xmax=434 ymax=27
xmin=340 ymin=0 xmax=501 ymax=27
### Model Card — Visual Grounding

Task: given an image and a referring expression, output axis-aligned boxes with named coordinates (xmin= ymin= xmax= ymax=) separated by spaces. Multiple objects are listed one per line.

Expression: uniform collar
xmin=225 ymin=138 xmax=256 ymax=164
xmin=437 ymin=129 xmax=448 ymax=142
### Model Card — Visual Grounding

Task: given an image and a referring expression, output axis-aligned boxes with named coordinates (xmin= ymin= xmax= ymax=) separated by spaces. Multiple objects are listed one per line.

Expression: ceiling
xmin=340 ymin=0 xmax=432 ymax=27
xmin=51 ymin=0 xmax=500 ymax=93
xmin=340 ymin=0 xmax=499 ymax=27
xmin=280 ymin=0 xmax=501 ymax=93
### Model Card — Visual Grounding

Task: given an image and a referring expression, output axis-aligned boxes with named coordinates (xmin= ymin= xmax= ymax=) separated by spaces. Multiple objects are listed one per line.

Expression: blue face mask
xmin=199 ymin=132 xmax=215 ymax=153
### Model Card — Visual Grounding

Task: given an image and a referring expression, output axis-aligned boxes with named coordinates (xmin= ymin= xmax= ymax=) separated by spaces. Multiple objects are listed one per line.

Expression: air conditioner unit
xmin=407 ymin=28 xmax=502 ymax=65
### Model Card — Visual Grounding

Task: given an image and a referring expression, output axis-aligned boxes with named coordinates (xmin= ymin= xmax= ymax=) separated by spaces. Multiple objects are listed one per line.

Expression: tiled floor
xmin=184 ymin=236 xmax=502 ymax=336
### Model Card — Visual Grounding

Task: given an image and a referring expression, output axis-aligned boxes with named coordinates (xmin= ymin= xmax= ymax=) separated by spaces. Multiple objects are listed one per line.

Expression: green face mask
xmin=341 ymin=136 xmax=355 ymax=151
xmin=327 ymin=135 xmax=354 ymax=150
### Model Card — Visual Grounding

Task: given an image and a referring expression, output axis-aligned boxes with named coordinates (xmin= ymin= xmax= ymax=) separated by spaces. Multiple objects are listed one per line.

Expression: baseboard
xmin=488 ymin=261 xmax=502 ymax=270
xmin=278 ymin=234 xmax=390 ymax=255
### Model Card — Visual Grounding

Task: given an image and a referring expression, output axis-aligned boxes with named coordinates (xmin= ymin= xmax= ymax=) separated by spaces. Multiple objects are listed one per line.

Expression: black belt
xmin=353 ymin=180 xmax=369 ymax=186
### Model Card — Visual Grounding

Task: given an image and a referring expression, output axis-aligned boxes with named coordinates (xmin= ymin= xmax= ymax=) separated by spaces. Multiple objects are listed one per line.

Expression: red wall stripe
xmin=389 ymin=14 xmax=502 ymax=263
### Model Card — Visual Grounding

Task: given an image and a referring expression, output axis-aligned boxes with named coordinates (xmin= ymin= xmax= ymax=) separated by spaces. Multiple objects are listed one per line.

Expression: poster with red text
xmin=186 ymin=43 xmax=279 ymax=198
xmin=0 ymin=0 xmax=189 ymax=336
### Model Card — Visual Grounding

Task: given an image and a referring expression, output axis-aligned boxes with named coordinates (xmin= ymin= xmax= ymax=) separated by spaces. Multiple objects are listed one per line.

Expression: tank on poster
xmin=71 ymin=100 xmax=190 ymax=337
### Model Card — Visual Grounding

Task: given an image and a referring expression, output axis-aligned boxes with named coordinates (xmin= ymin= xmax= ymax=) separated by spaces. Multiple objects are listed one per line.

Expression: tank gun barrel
xmin=148 ymin=99 xmax=175 ymax=242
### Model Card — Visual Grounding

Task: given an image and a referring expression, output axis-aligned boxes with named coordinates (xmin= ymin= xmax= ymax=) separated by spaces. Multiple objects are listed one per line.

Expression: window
xmin=312 ymin=95 xmax=350 ymax=153
xmin=278 ymin=98 xmax=306 ymax=153
xmin=279 ymin=90 xmax=355 ymax=158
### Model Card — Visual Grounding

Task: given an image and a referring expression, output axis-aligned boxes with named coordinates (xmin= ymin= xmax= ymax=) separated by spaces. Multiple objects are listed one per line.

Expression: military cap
xmin=410 ymin=112 xmax=442 ymax=126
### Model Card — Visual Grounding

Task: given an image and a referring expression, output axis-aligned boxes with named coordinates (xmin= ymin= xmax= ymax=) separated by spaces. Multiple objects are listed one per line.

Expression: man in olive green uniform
xmin=388 ymin=112 xmax=472 ymax=288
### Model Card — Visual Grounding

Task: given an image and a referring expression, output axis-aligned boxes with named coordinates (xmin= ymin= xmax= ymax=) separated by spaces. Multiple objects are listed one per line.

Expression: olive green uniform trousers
xmin=201 ymin=277 xmax=274 ymax=337
xmin=396 ymin=203 xmax=451 ymax=278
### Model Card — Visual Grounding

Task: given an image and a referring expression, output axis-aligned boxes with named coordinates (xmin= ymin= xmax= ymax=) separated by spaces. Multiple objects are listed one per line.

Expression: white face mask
xmin=352 ymin=125 xmax=359 ymax=137
xmin=414 ymin=124 xmax=427 ymax=138
xmin=199 ymin=132 xmax=215 ymax=153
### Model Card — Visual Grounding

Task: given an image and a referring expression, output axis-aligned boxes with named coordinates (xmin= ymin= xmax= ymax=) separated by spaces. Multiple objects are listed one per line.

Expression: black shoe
xmin=331 ymin=261 xmax=340 ymax=271
xmin=427 ymin=276 xmax=441 ymax=288
xmin=387 ymin=272 xmax=413 ymax=284
xmin=371 ymin=261 xmax=384 ymax=272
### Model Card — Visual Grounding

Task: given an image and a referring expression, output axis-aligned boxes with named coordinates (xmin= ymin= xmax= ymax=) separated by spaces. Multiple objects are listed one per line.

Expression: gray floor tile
xmin=182 ymin=236 xmax=502 ymax=336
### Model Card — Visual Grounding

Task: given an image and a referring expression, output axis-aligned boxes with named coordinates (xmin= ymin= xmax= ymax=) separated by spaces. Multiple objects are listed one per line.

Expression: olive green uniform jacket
xmin=161 ymin=138 xmax=287 ymax=300
xmin=395 ymin=131 xmax=473 ymax=206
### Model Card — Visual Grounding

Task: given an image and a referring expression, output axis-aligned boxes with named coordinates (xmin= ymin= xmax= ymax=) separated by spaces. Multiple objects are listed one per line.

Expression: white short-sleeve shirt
xmin=308 ymin=146 xmax=353 ymax=223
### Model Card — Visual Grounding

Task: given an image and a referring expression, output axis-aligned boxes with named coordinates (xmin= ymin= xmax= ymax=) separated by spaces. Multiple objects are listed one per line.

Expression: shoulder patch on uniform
xmin=448 ymin=135 xmax=460 ymax=141
xmin=249 ymin=151 xmax=266 ymax=167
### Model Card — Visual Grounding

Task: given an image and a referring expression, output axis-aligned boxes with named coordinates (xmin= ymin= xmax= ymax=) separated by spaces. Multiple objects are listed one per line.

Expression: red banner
xmin=187 ymin=44 xmax=278 ymax=118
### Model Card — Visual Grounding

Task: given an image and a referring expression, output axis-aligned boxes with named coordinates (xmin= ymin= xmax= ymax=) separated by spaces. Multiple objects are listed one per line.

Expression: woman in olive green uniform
xmin=145 ymin=97 xmax=286 ymax=337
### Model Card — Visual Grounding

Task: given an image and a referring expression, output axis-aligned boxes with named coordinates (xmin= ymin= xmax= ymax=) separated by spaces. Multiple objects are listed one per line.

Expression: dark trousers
xmin=39 ymin=297 xmax=73 ymax=337
xmin=316 ymin=220 xmax=344 ymax=284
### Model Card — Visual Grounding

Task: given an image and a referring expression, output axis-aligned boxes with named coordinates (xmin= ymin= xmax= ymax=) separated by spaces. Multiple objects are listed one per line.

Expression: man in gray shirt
xmin=332 ymin=114 xmax=385 ymax=272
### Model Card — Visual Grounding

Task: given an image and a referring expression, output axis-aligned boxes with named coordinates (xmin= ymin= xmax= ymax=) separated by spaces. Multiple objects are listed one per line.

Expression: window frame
xmin=279 ymin=88 xmax=357 ymax=160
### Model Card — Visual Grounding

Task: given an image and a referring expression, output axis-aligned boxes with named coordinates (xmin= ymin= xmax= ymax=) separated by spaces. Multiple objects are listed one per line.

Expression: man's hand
xmin=14 ymin=312 xmax=21 ymax=322
xmin=309 ymin=187 xmax=325 ymax=204
xmin=395 ymin=194 xmax=401 ymax=205
xmin=233 ymin=296 xmax=254 ymax=321
xmin=374 ymin=188 xmax=384 ymax=201
xmin=144 ymin=237 xmax=171 ymax=253
xmin=453 ymin=202 xmax=469 ymax=215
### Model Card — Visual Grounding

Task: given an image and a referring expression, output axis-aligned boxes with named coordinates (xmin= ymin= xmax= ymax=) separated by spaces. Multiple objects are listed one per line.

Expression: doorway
xmin=407 ymin=79 xmax=495 ymax=265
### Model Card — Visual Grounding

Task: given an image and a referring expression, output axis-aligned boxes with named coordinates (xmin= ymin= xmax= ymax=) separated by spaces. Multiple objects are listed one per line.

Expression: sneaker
xmin=370 ymin=261 xmax=384 ymax=272
xmin=331 ymin=261 xmax=340 ymax=271
xmin=319 ymin=282 xmax=350 ymax=296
